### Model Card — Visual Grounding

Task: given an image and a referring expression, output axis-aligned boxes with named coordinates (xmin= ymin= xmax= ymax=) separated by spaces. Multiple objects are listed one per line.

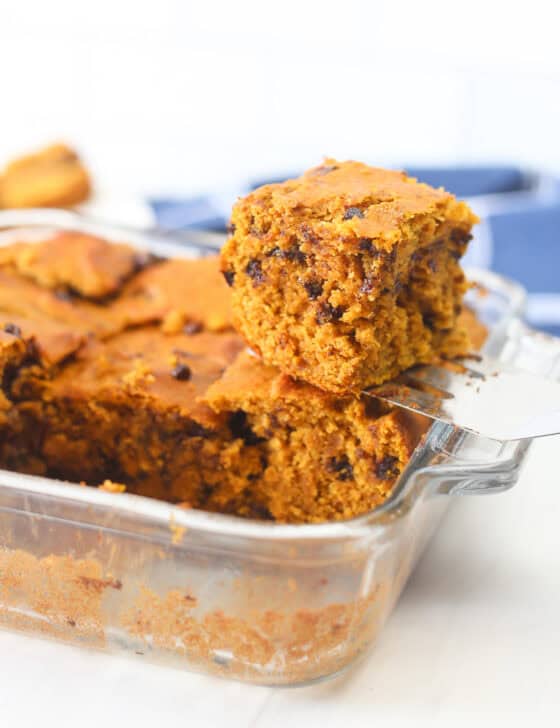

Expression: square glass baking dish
xmin=0 ymin=209 xmax=559 ymax=687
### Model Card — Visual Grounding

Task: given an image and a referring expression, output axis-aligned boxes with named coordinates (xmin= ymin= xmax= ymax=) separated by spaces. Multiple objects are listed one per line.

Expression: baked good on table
xmin=0 ymin=143 xmax=91 ymax=209
xmin=220 ymin=159 xmax=478 ymax=393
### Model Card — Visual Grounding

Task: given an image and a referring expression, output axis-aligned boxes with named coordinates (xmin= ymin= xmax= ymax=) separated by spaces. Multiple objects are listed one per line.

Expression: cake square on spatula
xmin=221 ymin=159 xmax=478 ymax=393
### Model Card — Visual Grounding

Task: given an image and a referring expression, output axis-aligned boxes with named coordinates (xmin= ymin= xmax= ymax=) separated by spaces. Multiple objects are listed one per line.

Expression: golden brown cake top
xmin=0 ymin=232 xmax=140 ymax=298
xmin=0 ymin=266 xmax=119 ymax=344
xmin=113 ymin=256 xmax=233 ymax=332
xmin=231 ymin=159 xmax=477 ymax=250
xmin=0 ymin=233 xmax=233 ymax=345
xmin=0 ymin=314 xmax=84 ymax=365
xmin=49 ymin=327 xmax=244 ymax=428
xmin=205 ymin=349 xmax=348 ymax=411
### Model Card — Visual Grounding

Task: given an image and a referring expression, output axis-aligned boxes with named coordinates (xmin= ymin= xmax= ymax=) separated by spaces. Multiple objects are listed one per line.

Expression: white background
xmin=1 ymin=0 xmax=560 ymax=196
xmin=1 ymin=2 xmax=560 ymax=724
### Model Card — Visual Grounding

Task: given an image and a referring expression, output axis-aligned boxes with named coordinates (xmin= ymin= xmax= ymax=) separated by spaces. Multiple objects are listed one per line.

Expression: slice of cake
xmin=204 ymin=350 xmax=425 ymax=523
xmin=221 ymin=159 xmax=478 ymax=393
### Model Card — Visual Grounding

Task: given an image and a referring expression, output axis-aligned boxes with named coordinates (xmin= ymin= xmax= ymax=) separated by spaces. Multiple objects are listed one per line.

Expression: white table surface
xmin=0 ymin=435 xmax=558 ymax=727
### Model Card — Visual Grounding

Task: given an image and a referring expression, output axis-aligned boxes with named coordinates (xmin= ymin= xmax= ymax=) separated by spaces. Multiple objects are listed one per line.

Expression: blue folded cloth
xmin=151 ymin=196 xmax=227 ymax=232
xmin=149 ymin=166 xmax=560 ymax=336
xmin=486 ymin=204 xmax=560 ymax=336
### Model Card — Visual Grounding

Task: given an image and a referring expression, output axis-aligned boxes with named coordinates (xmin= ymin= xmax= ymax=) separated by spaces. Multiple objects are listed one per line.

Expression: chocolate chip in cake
xmin=283 ymin=243 xmax=307 ymax=265
xmin=326 ymin=455 xmax=354 ymax=481
xmin=171 ymin=363 xmax=192 ymax=381
xmin=450 ymin=229 xmax=473 ymax=245
xmin=222 ymin=269 xmax=235 ymax=287
xmin=227 ymin=222 xmax=236 ymax=235
xmin=248 ymin=503 xmax=274 ymax=520
xmin=410 ymin=248 xmax=422 ymax=265
xmin=3 ymin=323 xmax=22 ymax=338
xmin=266 ymin=243 xmax=306 ymax=265
xmin=183 ymin=321 xmax=203 ymax=335
xmin=199 ymin=482 xmax=215 ymax=501
xmin=245 ymin=258 xmax=266 ymax=285
xmin=299 ymin=225 xmax=320 ymax=244
xmin=187 ymin=422 xmax=213 ymax=438
xmin=249 ymin=216 xmax=270 ymax=236
xmin=228 ymin=410 xmax=264 ymax=446
xmin=54 ymin=287 xmax=74 ymax=302
xmin=375 ymin=455 xmax=399 ymax=480
xmin=316 ymin=303 xmax=344 ymax=325
xmin=428 ymin=258 xmax=438 ymax=273
xmin=422 ymin=313 xmax=437 ymax=331
xmin=302 ymin=277 xmax=324 ymax=300
xmin=343 ymin=207 xmax=364 ymax=220
xmin=358 ymin=238 xmax=375 ymax=253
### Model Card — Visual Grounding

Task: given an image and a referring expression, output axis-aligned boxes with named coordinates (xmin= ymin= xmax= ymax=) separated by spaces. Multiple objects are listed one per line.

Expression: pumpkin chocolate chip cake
xmin=0 ymin=230 xmax=444 ymax=523
xmin=221 ymin=159 xmax=478 ymax=393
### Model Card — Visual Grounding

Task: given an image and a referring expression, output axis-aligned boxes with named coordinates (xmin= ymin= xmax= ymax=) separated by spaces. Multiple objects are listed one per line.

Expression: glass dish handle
xmin=422 ymin=447 xmax=529 ymax=498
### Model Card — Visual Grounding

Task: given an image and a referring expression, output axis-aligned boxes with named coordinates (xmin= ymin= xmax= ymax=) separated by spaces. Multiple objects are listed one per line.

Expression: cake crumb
xmin=169 ymin=517 xmax=187 ymax=545
xmin=122 ymin=360 xmax=155 ymax=388
xmin=161 ymin=309 xmax=185 ymax=334
xmin=99 ymin=480 xmax=126 ymax=493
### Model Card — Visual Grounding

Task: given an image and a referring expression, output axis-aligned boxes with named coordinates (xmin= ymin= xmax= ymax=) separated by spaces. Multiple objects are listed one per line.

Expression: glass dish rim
xmin=0 ymin=209 xmax=529 ymax=544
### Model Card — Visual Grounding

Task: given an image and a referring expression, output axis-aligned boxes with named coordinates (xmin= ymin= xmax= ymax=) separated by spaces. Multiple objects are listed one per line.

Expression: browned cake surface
xmin=221 ymin=159 xmax=478 ymax=393
xmin=0 ymin=232 xmax=141 ymax=298
xmin=0 ymin=231 xmax=484 ymax=524
xmin=0 ymin=144 xmax=91 ymax=209
xmin=114 ymin=255 xmax=234 ymax=333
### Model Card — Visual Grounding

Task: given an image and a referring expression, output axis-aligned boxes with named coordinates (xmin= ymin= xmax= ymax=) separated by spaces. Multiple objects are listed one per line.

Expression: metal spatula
xmin=368 ymin=353 xmax=560 ymax=441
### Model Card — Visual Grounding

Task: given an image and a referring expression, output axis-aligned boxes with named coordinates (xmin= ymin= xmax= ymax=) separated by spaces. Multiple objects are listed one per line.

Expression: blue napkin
xmin=486 ymin=204 xmax=560 ymax=336
xmin=151 ymin=196 xmax=227 ymax=232
xmin=149 ymin=166 xmax=560 ymax=336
